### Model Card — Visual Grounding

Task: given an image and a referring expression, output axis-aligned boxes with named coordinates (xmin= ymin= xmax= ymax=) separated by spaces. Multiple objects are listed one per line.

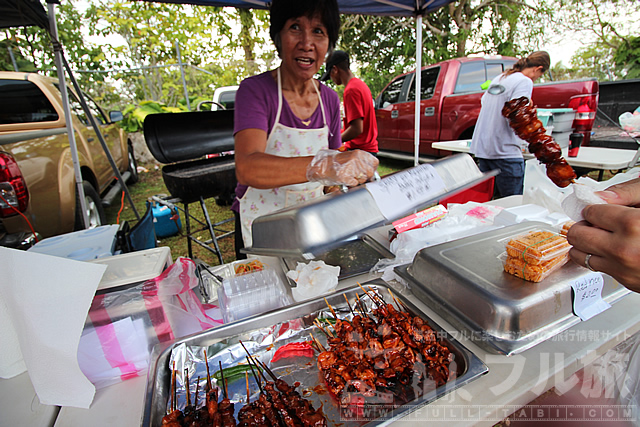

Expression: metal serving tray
xmin=244 ymin=154 xmax=497 ymax=258
xmin=142 ymin=279 xmax=488 ymax=426
xmin=395 ymin=222 xmax=630 ymax=356
xmin=281 ymin=234 xmax=394 ymax=281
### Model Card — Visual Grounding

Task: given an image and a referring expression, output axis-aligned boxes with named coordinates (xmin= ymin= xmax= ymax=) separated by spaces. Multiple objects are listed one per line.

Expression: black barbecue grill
xmin=143 ymin=110 xmax=237 ymax=264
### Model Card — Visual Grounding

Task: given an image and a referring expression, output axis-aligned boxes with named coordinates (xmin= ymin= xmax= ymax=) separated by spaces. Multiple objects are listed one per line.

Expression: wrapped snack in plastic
xmin=505 ymin=230 xmax=571 ymax=265
xmin=560 ymin=220 xmax=576 ymax=236
xmin=503 ymin=252 xmax=569 ymax=282
xmin=286 ymin=260 xmax=340 ymax=302
xmin=306 ymin=149 xmax=378 ymax=187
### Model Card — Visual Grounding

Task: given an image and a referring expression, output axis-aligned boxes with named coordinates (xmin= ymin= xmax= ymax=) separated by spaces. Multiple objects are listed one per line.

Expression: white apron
xmin=239 ymin=68 xmax=329 ymax=247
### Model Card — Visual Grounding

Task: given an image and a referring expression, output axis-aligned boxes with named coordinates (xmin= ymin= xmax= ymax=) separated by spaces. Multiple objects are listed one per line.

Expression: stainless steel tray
xmin=281 ymin=234 xmax=394 ymax=281
xmin=244 ymin=154 xmax=497 ymax=258
xmin=395 ymin=222 xmax=630 ymax=356
xmin=142 ymin=279 xmax=488 ymax=426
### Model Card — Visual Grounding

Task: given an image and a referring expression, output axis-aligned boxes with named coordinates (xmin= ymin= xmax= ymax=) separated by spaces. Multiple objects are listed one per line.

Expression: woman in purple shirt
xmin=232 ymin=0 xmax=378 ymax=258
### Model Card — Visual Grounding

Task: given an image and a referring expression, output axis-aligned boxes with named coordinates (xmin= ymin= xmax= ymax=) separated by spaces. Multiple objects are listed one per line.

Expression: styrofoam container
xmin=89 ymin=246 xmax=173 ymax=290
xmin=27 ymin=225 xmax=119 ymax=260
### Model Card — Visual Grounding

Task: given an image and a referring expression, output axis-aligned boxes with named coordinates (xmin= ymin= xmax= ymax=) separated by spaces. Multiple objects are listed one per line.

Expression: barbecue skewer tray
xmin=394 ymin=222 xmax=631 ymax=356
xmin=142 ymin=279 xmax=488 ymax=426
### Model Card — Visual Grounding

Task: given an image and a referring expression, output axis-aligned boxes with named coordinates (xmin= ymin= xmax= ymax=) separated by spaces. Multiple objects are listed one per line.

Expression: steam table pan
xmin=395 ymin=222 xmax=630 ymax=356
xmin=142 ymin=279 xmax=488 ymax=426
xmin=244 ymin=154 xmax=497 ymax=258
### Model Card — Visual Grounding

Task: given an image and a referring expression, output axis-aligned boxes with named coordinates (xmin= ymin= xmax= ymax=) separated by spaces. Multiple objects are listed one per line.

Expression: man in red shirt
xmin=321 ymin=50 xmax=379 ymax=154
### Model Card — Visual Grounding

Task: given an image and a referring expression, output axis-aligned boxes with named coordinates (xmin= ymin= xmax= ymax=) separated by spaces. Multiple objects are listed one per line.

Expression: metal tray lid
xmin=243 ymin=154 xmax=497 ymax=258
xmin=395 ymin=221 xmax=630 ymax=355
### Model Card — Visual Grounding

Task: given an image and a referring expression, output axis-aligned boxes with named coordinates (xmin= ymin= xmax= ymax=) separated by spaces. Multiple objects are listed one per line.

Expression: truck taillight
xmin=0 ymin=153 xmax=29 ymax=217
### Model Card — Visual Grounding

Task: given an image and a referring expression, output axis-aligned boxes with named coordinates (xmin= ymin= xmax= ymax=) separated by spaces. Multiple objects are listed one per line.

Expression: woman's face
xmin=278 ymin=14 xmax=329 ymax=82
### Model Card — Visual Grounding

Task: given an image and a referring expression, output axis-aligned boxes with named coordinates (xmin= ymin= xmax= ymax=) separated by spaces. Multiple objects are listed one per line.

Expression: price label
xmin=570 ymin=272 xmax=610 ymax=321
xmin=365 ymin=164 xmax=446 ymax=220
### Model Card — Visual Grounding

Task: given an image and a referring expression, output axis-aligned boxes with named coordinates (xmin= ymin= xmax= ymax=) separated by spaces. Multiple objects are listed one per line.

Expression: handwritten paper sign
xmin=365 ymin=164 xmax=447 ymax=220
xmin=570 ymin=272 xmax=610 ymax=321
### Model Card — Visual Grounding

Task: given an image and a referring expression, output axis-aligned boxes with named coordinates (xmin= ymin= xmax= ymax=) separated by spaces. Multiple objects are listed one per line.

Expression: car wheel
xmin=74 ymin=181 xmax=106 ymax=231
xmin=126 ymin=143 xmax=139 ymax=184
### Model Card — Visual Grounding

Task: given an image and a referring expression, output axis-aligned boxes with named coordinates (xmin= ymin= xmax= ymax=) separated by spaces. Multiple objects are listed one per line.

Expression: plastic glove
xmin=306 ymin=149 xmax=379 ymax=187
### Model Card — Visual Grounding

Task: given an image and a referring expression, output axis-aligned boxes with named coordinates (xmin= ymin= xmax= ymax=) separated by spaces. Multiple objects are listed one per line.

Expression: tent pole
xmin=47 ymin=2 xmax=90 ymax=229
xmin=413 ymin=14 xmax=422 ymax=166
xmin=175 ymin=41 xmax=191 ymax=111
xmin=60 ymin=54 xmax=141 ymax=221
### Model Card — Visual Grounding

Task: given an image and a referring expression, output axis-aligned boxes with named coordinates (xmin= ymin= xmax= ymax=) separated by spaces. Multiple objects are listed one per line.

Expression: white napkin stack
xmin=0 ymin=247 xmax=106 ymax=408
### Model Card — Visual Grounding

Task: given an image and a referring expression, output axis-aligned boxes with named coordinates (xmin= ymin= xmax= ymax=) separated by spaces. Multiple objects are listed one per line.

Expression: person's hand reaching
xmin=306 ymin=149 xmax=379 ymax=187
xmin=567 ymin=178 xmax=640 ymax=292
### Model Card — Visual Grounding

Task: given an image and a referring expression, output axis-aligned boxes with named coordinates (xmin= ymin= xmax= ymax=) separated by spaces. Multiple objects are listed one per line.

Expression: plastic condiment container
xmin=217 ymin=268 xmax=291 ymax=323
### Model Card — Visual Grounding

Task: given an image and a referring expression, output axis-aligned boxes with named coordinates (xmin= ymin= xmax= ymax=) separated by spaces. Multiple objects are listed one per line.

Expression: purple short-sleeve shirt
xmin=232 ymin=71 xmax=342 ymax=211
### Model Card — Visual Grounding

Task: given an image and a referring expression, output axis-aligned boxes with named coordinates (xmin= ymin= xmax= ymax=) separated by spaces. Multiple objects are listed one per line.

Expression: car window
xmin=84 ymin=95 xmax=108 ymax=125
xmin=218 ymin=91 xmax=236 ymax=110
xmin=379 ymin=76 xmax=406 ymax=107
xmin=486 ymin=63 xmax=503 ymax=80
xmin=66 ymin=90 xmax=89 ymax=126
xmin=0 ymin=80 xmax=59 ymax=124
xmin=407 ymin=67 xmax=440 ymax=101
xmin=454 ymin=61 xmax=486 ymax=94
xmin=65 ymin=90 xmax=107 ymax=126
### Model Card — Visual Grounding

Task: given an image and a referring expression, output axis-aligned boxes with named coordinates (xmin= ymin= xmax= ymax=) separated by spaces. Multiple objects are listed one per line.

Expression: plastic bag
xmin=144 ymin=257 xmax=223 ymax=338
xmin=619 ymin=110 xmax=640 ymax=133
xmin=286 ymin=260 xmax=340 ymax=302
xmin=79 ymin=257 xmax=222 ymax=389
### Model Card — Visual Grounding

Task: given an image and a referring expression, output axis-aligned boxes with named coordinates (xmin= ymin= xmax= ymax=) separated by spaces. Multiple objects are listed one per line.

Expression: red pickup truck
xmin=375 ymin=56 xmax=599 ymax=158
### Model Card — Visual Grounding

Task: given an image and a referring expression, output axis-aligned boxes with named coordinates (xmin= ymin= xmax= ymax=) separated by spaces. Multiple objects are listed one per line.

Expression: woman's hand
xmin=567 ymin=178 xmax=640 ymax=292
xmin=306 ymin=149 xmax=379 ymax=187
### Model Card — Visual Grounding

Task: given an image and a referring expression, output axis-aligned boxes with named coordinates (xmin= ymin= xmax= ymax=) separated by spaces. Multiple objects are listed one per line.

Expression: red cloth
xmin=343 ymin=77 xmax=379 ymax=153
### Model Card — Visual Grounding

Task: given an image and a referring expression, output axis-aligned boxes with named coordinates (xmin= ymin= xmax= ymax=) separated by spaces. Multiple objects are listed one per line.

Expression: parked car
xmin=375 ymin=56 xmax=599 ymax=158
xmin=211 ymin=85 xmax=239 ymax=110
xmin=0 ymin=71 xmax=137 ymax=249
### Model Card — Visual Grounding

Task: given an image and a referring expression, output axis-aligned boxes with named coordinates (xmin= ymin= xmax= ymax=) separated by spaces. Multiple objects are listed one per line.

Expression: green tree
xmin=339 ymin=0 xmax=553 ymax=96
xmin=614 ymin=36 xmax=640 ymax=79
xmin=553 ymin=0 xmax=640 ymax=80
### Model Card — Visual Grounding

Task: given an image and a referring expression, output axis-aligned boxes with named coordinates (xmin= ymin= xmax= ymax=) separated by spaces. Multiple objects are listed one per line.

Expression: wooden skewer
xmin=343 ymin=294 xmax=356 ymax=316
xmin=238 ymin=340 xmax=265 ymax=393
xmin=367 ymin=286 xmax=386 ymax=305
xmin=170 ymin=361 xmax=177 ymax=413
xmin=184 ymin=369 xmax=191 ymax=407
xmin=387 ymin=288 xmax=405 ymax=312
xmin=314 ymin=318 xmax=334 ymax=338
xmin=194 ymin=376 xmax=201 ymax=406
xmin=218 ymin=361 xmax=228 ymax=400
xmin=310 ymin=332 xmax=326 ymax=352
xmin=357 ymin=282 xmax=382 ymax=308
xmin=245 ymin=371 xmax=250 ymax=404
xmin=308 ymin=335 xmax=321 ymax=352
xmin=204 ymin=349 xmax=212 ymax=392
xmin=355 ymin=293 xmax=367 ymax=314
xmin=323 ymin=297 xmax=338 ymax=319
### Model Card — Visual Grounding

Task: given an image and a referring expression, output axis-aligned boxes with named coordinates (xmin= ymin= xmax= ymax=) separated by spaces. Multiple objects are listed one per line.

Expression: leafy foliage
xmin=614 ymin=36 xmax=640 ymax=79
